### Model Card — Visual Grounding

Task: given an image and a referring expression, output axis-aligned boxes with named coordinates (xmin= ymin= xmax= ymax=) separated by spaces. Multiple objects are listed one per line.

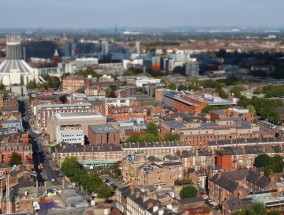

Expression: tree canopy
xmin=164 ymin=133 xmax=180 ymax=141
xmin=61 ymin=157 xmax=112 ymax=199
xmin=233 ymin=203 xmax=268 ymax=215
xmin=253 ymin=154 xmax=271 ymax=168
xmin=254 ymin=154 xmax=284 ymax=176
xmin=238 ymin=96 xmax=283 ymax=124
xmin=125 ymin=123 xmax=160 ymax=143
xmin=9 ymin=152 xmax=22 ymax=166
xmin=246 ymin=104 xmax=256 ymax=115
xmin=179 ymin=186 xmax=198 ymax=199
xmin=146 ymin=123 xmax=158 ymax=135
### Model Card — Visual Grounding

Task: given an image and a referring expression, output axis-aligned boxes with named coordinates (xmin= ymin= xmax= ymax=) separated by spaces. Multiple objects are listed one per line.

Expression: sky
xmin=1 ymin=0 xmax=283 ymax=29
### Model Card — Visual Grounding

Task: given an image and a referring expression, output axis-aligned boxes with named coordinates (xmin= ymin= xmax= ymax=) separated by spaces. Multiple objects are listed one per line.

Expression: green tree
xmin=27 ymin=80 xmax=37 ymax=90
xmin=264 ymin=165 xmax=274 ymax=176
xmin=178 ymin=85 xmax=188 ymax=91
xmin=254 ymin=154 xmax=271 ymax=168
xmin=97 ymin=183 xmax=113 ymax=200
xmin=42 ymin=75 xmax=61 ymax=89
xmin=246 ymin=105 xmax=256 ymax=115
xmin=164 ymin=133 xmax=180 ymax=141
xmin=233 ymin=203 xmax=267 ymax=215
xmin=216 ymin=88 xmax=228 ymax=99
xmin=146 ymin=123 xmax=158 ymax=135
xmin=9 ymin=152 xmax=22 ymax=166
xmin=180 ymin=186 xmax=197 ymax=199
xmin=167 ymin=82 xmax=176 ymax=90
xmin=231 ymin=86 xmax=245 ymax=98
xmin=125 ymin=134 xmax=140 ymax=143
xmin=61 ymin=156 xmax=81 ymax=178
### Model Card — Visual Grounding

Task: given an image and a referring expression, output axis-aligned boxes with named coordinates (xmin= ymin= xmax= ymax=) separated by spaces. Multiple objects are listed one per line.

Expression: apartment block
xmin=62 ymin=77 xmax=90 ymax=93
xmin=55 ymin=143 xmax=123 ymax=167
xmin=34 ymin=103 xmax=97 ymax=129
xmin=161 ymin=118 xmax=272 ymax=149
xmin=121 ymin=141 xmax=192 ymax=160
xmin=121 ymin=153 xmax=183 ymax=187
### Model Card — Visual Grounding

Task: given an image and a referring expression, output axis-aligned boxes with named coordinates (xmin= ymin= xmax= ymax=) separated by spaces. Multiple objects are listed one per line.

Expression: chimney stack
xmin=130 ymin=186 xmax=135 ymax=195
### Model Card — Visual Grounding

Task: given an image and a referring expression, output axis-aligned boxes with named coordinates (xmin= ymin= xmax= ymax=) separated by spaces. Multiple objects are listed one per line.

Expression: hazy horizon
xmin=1 ymin=0 xmax=283 ymax=29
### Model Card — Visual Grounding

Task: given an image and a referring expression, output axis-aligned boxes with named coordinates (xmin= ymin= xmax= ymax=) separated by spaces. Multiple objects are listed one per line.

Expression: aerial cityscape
xmin=1 ymin=0 xmax=284 ymax=215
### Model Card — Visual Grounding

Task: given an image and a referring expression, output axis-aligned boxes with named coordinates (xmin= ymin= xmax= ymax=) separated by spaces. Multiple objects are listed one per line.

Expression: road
xmin=101 ymin=175 xmax=124 ymax=188
xmin=19 ymin=98 xmax=61 ymax=187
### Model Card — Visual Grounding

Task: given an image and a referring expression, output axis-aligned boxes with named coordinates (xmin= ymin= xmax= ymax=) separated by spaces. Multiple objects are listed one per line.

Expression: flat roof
xmin=37 ymin=103 xmax=93 ymax=110
xmin=89 ymin=124 xmax=118 ymax=133
xmin=55 ymin=112 xmax=105 ymax=120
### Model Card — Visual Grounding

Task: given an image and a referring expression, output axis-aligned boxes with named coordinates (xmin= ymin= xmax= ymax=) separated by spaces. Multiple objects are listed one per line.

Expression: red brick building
xmin=0 ymin=142 xmax=32 ymax=164
xmin=216 ymin=150 xmax=233 ymax=172
xmin=88 ymin=124 xmax=120 ymax=145
xmin=210 ymin=107 xmax=254 ymax=123
xmin=163 ymin=92 xmax=207 ymax=114
xmin=62 ymin=77 xmax=91 ymax=92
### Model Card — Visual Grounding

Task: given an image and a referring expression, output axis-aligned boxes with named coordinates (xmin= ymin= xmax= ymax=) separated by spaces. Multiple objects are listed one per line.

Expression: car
xmin=51 ymin=178 xmax=55 ymax=182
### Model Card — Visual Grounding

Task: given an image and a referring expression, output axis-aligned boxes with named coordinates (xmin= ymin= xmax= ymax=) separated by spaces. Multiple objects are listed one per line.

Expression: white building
xmin=135 ymin=77 xmax=161 ymax=87
xmin=75 ymin=58 xmax=98 ymax=70
xmin=0 ymin=35 xmax=42 ymax=95
xmin=56 ymin=124 xmax=84 ymax=145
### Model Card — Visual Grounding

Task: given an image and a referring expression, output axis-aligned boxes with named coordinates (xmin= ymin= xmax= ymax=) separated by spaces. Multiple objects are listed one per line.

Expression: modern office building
xmin=34 ymin=103 xmax=98 ymax=129
xmin=101 ymin=41 xmax=109 ymax=56
xmin=152 ymin=56 xmax=161 ymax=71
xmin=48 ymin=111 xmax=107 ymax=141
xmin=56 ymin=124 xmax=85 ymax=145
xmin=185 ymin=62 xmax=200 ymax=77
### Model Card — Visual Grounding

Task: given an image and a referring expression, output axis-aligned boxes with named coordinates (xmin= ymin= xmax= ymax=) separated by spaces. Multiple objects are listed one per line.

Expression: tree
xmin=180 ymin=186 xmax=197 ymax=199
xmin=125 ymin=134 xmax=140 ymax=143
xmin=164 ymin=133 xmax=180 ymax=141
xmin=233 ymin=203 xmax=267 ymax=215
xmin=61 ymin=156 xmax=81 ymax=178
xmin=146 ymin=123 xmax=158 ymax=135
xmin=9 ymin=152 xmax=22 ymax=166
xmin=167 ymin=83 xmax=176 ymax=90
xmin=254 ymin=154 xmax=270 ymax=168
xmin=97 ymin=183 xmax=112 ymax=200
xmin=246 ymin=105 xmax=256 ymax=115
xmin=178 ymin=85 xmax=188 ymax=91
xmin=231 ymin=86 xmax=245 ymax=98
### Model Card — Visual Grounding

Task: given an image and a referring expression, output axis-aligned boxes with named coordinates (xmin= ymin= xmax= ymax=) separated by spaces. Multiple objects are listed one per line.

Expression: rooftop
xmin=55 ymin=111 xmax=104 ymax=120
xmin=89 ymin=124 xmax=118 ymax=134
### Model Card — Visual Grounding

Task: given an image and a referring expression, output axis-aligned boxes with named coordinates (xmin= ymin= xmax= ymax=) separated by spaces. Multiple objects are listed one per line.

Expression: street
xmin=19 ymin=98 xmax=62 ymax=187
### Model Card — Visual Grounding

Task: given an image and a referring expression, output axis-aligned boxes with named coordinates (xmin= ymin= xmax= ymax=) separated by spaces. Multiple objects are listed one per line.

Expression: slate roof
xmin=222 ymin=169 xmax=249 ymax=181
xmin=56 ymin=143 xmax=122 ymax=153
xmin=246 ymin=171 xmax=271 ymax=188
xmin=209 ymin=174 xmax=239 ymax=193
